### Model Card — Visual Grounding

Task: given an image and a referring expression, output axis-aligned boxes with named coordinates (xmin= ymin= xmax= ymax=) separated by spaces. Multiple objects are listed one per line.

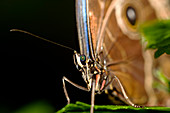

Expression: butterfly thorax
xmin=73 ymin=51 xmax=108 ymax=93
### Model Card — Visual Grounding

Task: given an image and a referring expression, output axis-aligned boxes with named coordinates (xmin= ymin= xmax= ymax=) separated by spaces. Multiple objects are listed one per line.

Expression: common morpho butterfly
xmin=73 ymin=0 xmax=169 ymax=112
xmin=10 ymin=0 xmax=170 ymax=112
xmin=72 ymin=0 xmax=153 ymax=112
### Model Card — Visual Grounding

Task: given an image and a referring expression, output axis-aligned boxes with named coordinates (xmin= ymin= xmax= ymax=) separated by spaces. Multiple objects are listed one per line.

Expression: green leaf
xmin=57 ymin=101 xmax=170 ymax=113
xmin=155 ymin=44 xmax=170 ymax=58
xmin=140 ymin=19 xmax=170 ymax=58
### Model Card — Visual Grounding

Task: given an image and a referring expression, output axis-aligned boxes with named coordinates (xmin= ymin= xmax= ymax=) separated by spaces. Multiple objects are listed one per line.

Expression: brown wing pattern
xmin=88 ymin=0 xmax=158 ymax=105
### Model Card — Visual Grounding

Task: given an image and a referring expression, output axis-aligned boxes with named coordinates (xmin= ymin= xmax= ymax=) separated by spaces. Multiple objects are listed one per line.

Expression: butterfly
xmin=70 ymin=0 xmax=170 ymax=112
xmin=62 ymin=0 xmax=156 ymax=112
xmin=10 ymin=0 xmax=170 ymax=112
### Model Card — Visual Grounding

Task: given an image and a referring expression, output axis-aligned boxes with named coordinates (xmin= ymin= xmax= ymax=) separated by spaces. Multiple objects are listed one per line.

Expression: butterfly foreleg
xmin=112 ymin=75 xmax=143 ymax=108
xmin=106 ymin=60 xmax=128 ymax=67
xmin=62 ymin=76 xmax=90 ymax=104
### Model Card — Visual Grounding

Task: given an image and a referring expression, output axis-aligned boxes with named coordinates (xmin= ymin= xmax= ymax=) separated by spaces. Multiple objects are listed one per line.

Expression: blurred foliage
xmin=57 ymin=101 xmax=170 ymax=113
xmin=153 ymin=69 xmax=170 ymax=93
xmin=12 ymin=101 xmax=54 ymax=113
xmin=140 ymin=20 xmax=170 ymax=58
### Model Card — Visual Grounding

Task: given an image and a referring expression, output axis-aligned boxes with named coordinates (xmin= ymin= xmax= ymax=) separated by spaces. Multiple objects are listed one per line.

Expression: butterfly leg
xmin=62 ymin=76 xmax=90 ymax=104
xmin=106 ymin=60 xmax=128 ymax=67
xmin=90 ymin=80 xmax=96 ymax=113
xmin=113 ymin=75 xmax=143 ymax=108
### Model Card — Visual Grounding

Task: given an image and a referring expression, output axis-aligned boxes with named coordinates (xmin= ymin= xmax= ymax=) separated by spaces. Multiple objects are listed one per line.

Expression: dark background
xmin=0 ymin=0 xmax=91 ymax=112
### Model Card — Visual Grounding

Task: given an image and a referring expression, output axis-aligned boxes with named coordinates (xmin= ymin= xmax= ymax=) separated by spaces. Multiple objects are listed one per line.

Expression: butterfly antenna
xmin=10 ymin=29 xmax=75 ymax=51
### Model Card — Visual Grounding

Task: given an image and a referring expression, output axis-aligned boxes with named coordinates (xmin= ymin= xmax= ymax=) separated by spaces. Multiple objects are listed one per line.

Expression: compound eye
xmin=80 ymin=55 xmax=86 ymax=65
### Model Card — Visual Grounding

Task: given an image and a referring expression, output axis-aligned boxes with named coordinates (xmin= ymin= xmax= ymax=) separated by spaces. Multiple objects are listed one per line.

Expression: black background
xmin=0 ymin=0 xmax=86 ymax=112
xmin=0 ymin=0 xmax=110 ymax=112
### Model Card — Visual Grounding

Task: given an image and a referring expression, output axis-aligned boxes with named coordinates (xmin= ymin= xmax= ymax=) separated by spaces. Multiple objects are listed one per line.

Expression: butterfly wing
xmin=88 ymin=0 xmax=157 ymax=105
